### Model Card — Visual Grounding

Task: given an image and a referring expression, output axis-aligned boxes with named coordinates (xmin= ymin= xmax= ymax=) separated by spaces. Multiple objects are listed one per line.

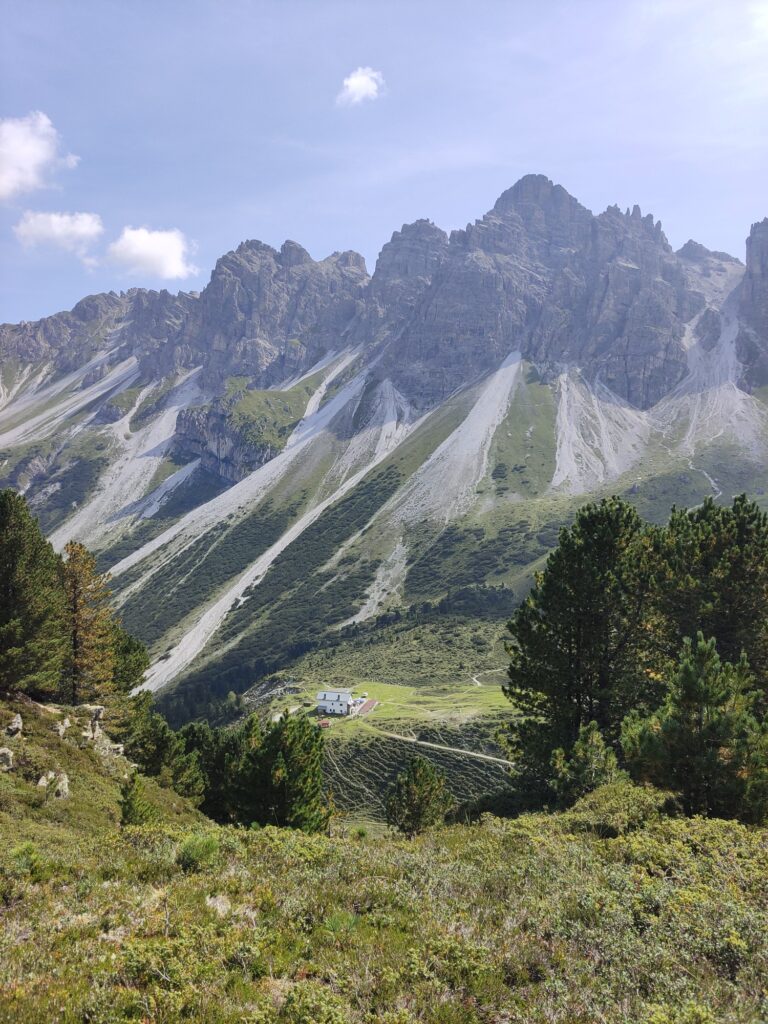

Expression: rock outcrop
xmin=738 ymin=219 xmax=768 ymax=386
xmin=37 ymin=769 xmax=70 ymax=797
xmin=195 ymin=240 xmax=369 ymax=387
xmin=175 ymin=405 xmax=279 ymax=482
xmin=5 ymin=712 xmax=23 ymax=737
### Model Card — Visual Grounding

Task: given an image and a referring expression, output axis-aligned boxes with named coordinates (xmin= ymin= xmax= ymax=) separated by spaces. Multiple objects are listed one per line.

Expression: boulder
xmin=55 ymin=716 xmax=71 ymax=738
xmin=53 ymin=773 xmax=69 ymax=799
xmin=5 ymin=713 xmax=23 ymax=737
xmin=0 ymin=747 xmax=14 ymax=771
xmin=81 ymin=705 xmax=105 ymax=741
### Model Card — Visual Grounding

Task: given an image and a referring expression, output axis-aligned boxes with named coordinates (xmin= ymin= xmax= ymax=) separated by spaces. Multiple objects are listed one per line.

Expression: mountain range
xmin=1 ymin=173 xmax=767 ymax=725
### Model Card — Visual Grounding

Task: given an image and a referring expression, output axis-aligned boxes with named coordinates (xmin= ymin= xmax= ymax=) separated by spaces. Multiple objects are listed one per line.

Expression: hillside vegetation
xmin=2 ymin=696 xmax=767 ymax=1024
xmin=3 ymin=487 xmax=768 ymax=1020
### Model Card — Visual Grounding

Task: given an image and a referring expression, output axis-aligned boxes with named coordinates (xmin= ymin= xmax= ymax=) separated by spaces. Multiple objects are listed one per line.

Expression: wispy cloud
xmin=0 ymin=112 xmax=79 ymax=201
xmin=107 ymin=226 xmax=198 ymax=279
xmin=14 ymin=210 xmax=104 ymax=264
xmin=336 ymin=67 xmax=385 ymax=106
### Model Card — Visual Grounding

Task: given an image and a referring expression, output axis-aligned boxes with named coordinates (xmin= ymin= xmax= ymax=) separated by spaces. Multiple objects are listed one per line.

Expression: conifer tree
xmin=550 ymin=721 xmax=625 ymax=807
xmin=386 ymin=756 xmax=455 ymax=837
xmin=652 ymin=495 xmax=768 ymax=699
xmin=261 ymin=713 xmax=330 ymax=833
xmin=231 ymin=714 xmax=268 ymax=824
xmin=178 ymin=719 xmax=246 ymax=823
xmin=60 ymin=541 xmax=115 ymax=704
xmin=119 ymin=772 xmax=155 ymax=826
xmin=111 ymin=622 xmax=150 ymax=692
xmin=621 ymin=634 xmax=766 ymax=821
xmin=505 ymin=497 xmax=658 ymax=785
xmin=0 ymin=489 xmax=67 ymax=697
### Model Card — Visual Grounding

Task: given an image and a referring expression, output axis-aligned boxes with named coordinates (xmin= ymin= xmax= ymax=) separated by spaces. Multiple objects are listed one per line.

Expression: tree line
xmin=505 ymin=494 xmax=768 ymax=823
xmin=0 ymin=489 xmax=330 ymax=833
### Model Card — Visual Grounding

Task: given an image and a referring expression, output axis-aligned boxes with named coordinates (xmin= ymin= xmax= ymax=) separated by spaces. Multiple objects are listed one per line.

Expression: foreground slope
xmin=1 ymin=698 xmax=766 ymax=1023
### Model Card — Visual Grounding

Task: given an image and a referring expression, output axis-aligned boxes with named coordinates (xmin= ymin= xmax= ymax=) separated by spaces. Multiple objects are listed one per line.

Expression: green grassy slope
xmin=0 ymin=697 xmax=201 ymax=859
xmin=1 ymin=698 xmax=766 ymax=1023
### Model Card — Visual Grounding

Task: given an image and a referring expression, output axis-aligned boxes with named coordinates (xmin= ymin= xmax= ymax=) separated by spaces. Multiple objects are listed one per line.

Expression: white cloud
xmin=14 ymin=210 xmax=104 ymax=262
xmin=0 ymin=111 xmax=79 ymax=201
xmin=336 ymin=67 xmax=386 ymax=106
xmin=107 ymin=226 xmax=198 ymax=279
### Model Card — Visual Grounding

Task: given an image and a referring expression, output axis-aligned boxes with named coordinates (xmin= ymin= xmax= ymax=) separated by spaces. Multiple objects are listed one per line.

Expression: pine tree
xmin=0 ymin=489 xmax=67 ymax=697
xmin=119 ymin=772 xmax=155 ymax=826
xmin=178 ymin=719 xmax=238 ymax=822
xmin=111 ymin=622 xmax=150 ymax=692
xmin=652 ymin=495 xmax=768 ymax=694
xmin=231 ymin=714 xmax=269 ymax=825
xmin=550 ymin=721 xmax=625 ymax=807
xmin=621 ymin=634 xmax=766 ymax=820
xmin=60 ymin=541 xmax=115 ymax=705
xmin=386 ymin=756 xmax=455 ymax=837
xmin=261 ymin=714 xmax=330 ymax=833
xmin=505 ymin=497 xmax=658 ymax=786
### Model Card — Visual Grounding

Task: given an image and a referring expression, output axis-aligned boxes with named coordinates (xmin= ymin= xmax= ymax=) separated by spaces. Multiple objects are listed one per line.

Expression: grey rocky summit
xmin=3 ymin=174 xmax=757 ymax=415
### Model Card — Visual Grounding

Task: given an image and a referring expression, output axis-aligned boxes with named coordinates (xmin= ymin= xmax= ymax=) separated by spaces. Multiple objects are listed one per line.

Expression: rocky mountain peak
xmin=195 ymin=234 xmax=368 ymax=386
xmin=325 ymin=250 xmax=369 ymax=274
xmin=372 ymin=219 xmax=448 ymax=281
xmin=279 ymin=239 xmax=313 ymax=266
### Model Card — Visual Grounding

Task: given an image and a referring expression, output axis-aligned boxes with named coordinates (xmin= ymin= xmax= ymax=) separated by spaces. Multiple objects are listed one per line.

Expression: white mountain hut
xmin=316 ymin=690 xmax=353 ymax=716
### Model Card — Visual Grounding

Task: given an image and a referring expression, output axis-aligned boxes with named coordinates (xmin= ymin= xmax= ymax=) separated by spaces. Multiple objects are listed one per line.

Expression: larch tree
xmin=0 ymin=489 xmax=67 ymax=698
xmin=60 ymin=541 xmax=115 ymax=705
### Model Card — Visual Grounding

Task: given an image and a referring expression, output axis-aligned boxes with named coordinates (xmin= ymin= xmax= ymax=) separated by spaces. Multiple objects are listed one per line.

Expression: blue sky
xmin=1 ymin=0 xmax=767 ymax=322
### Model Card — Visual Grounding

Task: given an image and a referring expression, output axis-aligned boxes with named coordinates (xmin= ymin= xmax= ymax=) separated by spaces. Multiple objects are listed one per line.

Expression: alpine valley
xmin=2 ymin=174 xmax=767 ymax=819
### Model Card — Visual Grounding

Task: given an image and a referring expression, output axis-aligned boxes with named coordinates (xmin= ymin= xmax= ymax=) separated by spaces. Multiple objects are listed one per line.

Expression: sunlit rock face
xmin=738 ymin=219 xmax=768 ymax=387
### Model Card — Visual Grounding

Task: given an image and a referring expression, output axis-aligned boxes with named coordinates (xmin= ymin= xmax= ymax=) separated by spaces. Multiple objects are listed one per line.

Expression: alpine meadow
xmin=1 ymin=1 xmax=768 ymax=1020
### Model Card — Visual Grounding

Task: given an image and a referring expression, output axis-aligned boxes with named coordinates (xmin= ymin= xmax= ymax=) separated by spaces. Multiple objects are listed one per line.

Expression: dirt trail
xmin=368 ymin=725 xmax=513 ymax=766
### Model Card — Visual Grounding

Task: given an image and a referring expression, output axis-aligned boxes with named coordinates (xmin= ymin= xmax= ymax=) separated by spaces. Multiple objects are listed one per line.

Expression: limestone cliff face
xmin=0 ymin=288 xmax=198 ymax=378
xmin=2 ymin=175 xmax=763 ymax=437
xmin=738 ymin=219 xmax=768 ymax=386
xmin=194 ymin=240 xmax=369 ymax=387
xmin=376 ymin=175 xmax=706 ymax=409
xmin=0 ymin=291 xmax=130 ymax=371
xmin=175 ymin=405 xmax=279 ymax=483
xmin=348 ymin=219 xmax=449 ymax=348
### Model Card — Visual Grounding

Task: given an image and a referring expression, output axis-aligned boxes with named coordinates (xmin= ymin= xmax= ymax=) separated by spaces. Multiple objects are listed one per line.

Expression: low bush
xmin=175 ymin=832 xmax=220 ymax=872
xmin=562 ymin=781 xmax=679 ymax=838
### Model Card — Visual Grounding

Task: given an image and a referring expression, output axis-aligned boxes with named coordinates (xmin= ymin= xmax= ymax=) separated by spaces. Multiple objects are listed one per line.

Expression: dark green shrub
xmin=562 ymin=781 xmax=678 ymax=838
xmin=175 ymin=832 xmax=220 ymax=872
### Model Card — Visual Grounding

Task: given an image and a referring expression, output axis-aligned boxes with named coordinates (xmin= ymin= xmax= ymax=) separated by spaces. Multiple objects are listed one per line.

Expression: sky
xmin=1 ymin=0 xmax=767 ymax=323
